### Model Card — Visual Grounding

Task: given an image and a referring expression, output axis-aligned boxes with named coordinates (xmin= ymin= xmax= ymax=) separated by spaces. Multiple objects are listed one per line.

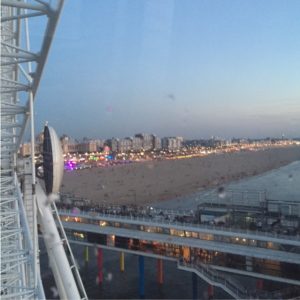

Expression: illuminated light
xmin=242 ymin=238 xmax=246 ymax=242
xmin=99 ymin=221 xmax=107 ymax=227
xmin=235 ymin=237 xmax=239 ymax=241
xmin=74 ymin=232 xmax=85 ymax=239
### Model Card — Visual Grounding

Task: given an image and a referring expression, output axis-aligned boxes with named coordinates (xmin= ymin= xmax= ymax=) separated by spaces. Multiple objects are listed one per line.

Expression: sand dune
xmin=61 ymin=146 xmax=300 ymax=206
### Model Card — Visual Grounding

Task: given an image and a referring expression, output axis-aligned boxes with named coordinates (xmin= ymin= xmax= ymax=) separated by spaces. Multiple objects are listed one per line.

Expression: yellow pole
xmin=84 ymin=246 xmax=89 ymax=263
xmin=120 ymin=252 xmax=125 ymax=272
xmin=157 ymin=259 xmax=163 ymax=284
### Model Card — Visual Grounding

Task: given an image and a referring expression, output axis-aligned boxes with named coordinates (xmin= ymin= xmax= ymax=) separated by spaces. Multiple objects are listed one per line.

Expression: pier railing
xmin=58 ymin=206 xmax=300 ymax=246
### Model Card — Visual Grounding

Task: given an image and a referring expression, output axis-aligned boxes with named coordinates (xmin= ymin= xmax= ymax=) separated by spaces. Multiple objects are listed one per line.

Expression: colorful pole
xmin=157 ymin=259 xmax=163 ymax=285
xmin=256 ymin=279 xmax=263 ymax=290
xmin=192 ymin=273 xmax=198 ymax=300
xmin=120 ymin=252 xmax=125 ymax=272
xmin=208 ymin=284 xmax=214 ymax=300
xmin=84 ymin=246 xmax=89 ymax=263
xmin=97 ymin=248 xmax=103 ymax=285
xmin=139 ymin=256 xmax=145 ymax=299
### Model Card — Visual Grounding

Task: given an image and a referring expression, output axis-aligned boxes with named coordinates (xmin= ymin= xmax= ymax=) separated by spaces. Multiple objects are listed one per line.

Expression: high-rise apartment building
xmin=162 ymin=136 xmax=183 ymax=151
xmin=94 ymin=139 xmax=105 ymax=151
xmin=135 ymin=133 xmax=153 ymax=151
xmin=61 ymin=135 xmax=78 ymax=154
xmin=19 ymin=143 xmax=42 ymax=156
xmin=77 ymin=141 xmax=97 ymax=153
xmin=107 ymin=138 xmax=119 ymax=153
xmin=153 ymin=135 xmax=162 ymax=150
xmin=131 ymin=136 xmax=143 ymax=151
xmin=118 ymin=138 xmax=132 ymax=153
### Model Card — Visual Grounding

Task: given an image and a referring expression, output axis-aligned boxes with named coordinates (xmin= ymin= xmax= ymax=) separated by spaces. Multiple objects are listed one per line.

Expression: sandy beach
xmin=61 ymin=146 xmax=300 ymax=206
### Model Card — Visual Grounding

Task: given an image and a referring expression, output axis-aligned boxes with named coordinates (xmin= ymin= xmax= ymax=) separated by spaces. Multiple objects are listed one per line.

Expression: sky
xmin=34 ymin=0 xmax=300 ymax=140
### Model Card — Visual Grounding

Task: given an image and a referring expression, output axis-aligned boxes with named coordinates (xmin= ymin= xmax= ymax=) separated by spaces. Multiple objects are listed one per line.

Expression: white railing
xmin=58 ymin=207 xmax=300 ymax=245
xmin=177 ymin=260 xmax=248 ymax=299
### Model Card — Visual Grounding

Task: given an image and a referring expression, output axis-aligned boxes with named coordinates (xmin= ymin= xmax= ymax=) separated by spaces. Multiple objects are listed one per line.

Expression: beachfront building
xmin=131 ymin=136 xmax=143 ymax=152
xmin=231 ymin=138 xmax=249 ymax=145
xmin=162 ymin=136 xmax=183 ymax=151
xmin=207 ymin=138 xmax=226 ymax=148
xmin=162 ymin=137 xmax=169 ymax=150
xmin=20 ymin=143 xmax=31 ymax=156
xmin=176 ymin=136 xmax=184 ymax=146
xmin=107 ymin=138 xmax=119 ymax=153
xmin=153 ymin=135 xmax=162 ymax=150
xmin=118 ymin=138 xmax=132 ymax=153
xmin=61 ymin=135 xmax=78 ymax=154
xmin=94 ymin=139 xmax=105 ymax=151
xmin=77 ymin=140 xmax=97 ymax=153
xmin=36 ymin=131 xmax=44 ymax=144
xmin=19 ymin=143 xmax=41 ymax=156
xmin=135 ymin=133 xmax=153 ymax=151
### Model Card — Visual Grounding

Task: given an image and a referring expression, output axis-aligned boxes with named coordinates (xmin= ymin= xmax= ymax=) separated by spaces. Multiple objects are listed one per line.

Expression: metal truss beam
xmin=1 ymin=1 xmax=64 ymax=298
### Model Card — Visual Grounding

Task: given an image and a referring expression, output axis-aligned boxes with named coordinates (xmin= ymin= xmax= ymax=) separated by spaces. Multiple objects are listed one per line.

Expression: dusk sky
xmin=34 ymin=0 xmax=300 ymax=140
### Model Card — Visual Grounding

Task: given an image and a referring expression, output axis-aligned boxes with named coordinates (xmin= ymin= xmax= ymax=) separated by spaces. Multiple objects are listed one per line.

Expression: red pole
xmin=97 ymin=248 xmax=103 ymax=285
xmin=256 ymin=279 xmax=263 ymax=290
xmin=208 ymin=284 xmax=214 ymax=299
xmin=157 ymin=259 xmax=163 ymax=284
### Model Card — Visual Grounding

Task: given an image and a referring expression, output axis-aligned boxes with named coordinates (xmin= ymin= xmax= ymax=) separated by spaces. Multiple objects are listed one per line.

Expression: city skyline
xmin=21 ymin=128 xmax=298 ymax=157
xmin=30 ymin=129 xmax=298 ymax=145
xmin=33 ymin=0 xmax=300 ymax=139
xmin=49 ymin=131 xmax=300 ymax=142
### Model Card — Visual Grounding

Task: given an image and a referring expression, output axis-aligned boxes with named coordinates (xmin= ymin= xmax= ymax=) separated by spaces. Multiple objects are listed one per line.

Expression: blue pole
xmin=192 ymin=273 xmax=198 ymax=300
xmin=139 ymin=256 xmax=145 ymax=299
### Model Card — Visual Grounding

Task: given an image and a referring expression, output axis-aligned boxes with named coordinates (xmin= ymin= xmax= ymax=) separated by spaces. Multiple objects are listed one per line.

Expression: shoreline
xmin=61 ymin=146 xmax=300 ymax=206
